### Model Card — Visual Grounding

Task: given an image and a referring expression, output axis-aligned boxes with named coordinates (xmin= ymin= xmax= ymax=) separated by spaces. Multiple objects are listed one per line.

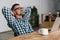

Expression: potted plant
xmin=30 ymin=6 xmax=39 ymax=28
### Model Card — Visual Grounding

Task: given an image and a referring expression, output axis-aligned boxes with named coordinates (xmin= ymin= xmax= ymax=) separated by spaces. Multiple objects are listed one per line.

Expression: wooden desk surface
xmin=8 ymin=29 xmax=60 ymax=40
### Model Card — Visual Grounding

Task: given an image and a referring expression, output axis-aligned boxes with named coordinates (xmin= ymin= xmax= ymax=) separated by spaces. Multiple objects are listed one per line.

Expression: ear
xmin=12 ymin=11 xmax=16 ymax=16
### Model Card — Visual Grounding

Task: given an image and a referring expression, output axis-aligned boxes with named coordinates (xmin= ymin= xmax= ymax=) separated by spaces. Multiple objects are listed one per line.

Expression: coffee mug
xmin=38 ymin=28 xmax=48 ymax=35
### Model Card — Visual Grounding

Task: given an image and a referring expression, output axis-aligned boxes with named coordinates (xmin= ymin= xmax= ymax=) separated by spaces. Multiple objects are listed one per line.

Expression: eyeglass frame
xmin=13 ymin=7 xmax=23 ymax=11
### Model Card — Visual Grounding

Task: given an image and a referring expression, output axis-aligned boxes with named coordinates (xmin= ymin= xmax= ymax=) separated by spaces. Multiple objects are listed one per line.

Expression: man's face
xmin=13 ymin=5 xmax=23 ymax=16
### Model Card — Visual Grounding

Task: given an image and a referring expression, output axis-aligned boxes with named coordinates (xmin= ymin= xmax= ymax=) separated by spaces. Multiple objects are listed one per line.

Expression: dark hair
xmin=11 ymin=3 xmax=20 ymax=11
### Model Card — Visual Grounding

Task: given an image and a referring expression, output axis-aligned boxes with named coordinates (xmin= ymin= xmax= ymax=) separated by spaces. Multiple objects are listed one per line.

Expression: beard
xmin=20 ymin=14 xmax=24 ymax=16
xmin=16 ymin=13 xmax=24 ymax=16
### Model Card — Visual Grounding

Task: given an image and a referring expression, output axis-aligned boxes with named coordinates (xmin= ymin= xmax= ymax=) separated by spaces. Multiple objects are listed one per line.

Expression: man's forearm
xmin=23 ymin=7 xmax=31 ymax=21
xmin=2 ymin=7 xmax=15 ymax=22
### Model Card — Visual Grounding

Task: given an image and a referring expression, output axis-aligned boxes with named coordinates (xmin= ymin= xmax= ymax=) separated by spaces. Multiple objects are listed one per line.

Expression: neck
xmin=15 ymin=15 xmax=22 ymax=18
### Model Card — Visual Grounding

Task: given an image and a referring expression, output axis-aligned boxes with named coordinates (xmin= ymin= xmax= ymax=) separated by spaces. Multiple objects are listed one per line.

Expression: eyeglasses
xmin=14 ymin=7 xmax=23 ymax=11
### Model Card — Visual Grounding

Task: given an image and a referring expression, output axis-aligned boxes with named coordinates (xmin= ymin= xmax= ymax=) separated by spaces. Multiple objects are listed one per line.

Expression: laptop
xmin=49 ymin=17 xmax=60 ymax=32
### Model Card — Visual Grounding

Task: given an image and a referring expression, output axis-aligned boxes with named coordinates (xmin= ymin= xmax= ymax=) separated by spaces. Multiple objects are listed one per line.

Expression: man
xmin=2 ymin=4 xmax=34 ymax=36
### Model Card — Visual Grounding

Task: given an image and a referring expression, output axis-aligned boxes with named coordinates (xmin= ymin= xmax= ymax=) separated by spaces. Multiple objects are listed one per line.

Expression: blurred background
xmin=0 ymin=0 xmax=60 ymax=40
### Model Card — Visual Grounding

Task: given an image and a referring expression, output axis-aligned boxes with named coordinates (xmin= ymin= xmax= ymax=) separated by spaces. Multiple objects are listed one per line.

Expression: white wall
xmin=39 ymin=0 xmax=57 ymax=24
xmin=0 ymin=0 xmax=57 ymax=32
xmin=57 ymin=0 xmax=60 ymax=10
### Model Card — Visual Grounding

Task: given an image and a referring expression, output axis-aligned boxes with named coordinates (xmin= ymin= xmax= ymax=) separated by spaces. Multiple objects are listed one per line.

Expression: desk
xmin=8 ymin=29 xmax=60 ymax=40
